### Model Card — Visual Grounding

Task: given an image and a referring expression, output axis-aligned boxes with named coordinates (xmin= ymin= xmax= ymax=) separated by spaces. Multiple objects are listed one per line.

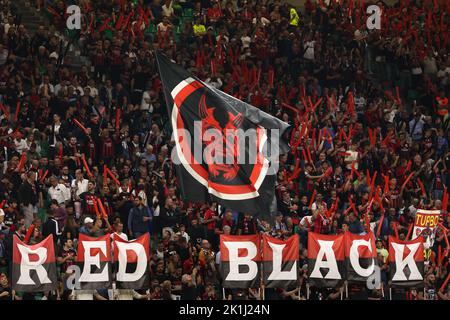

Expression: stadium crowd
xmin=0 ymin=0 xmax=449 ymax=300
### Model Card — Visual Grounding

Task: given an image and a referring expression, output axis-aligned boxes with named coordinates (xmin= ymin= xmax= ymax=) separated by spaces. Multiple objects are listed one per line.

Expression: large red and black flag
xmin=12 ymin=235 xmax=57 ymax=292
xmin=155 ymin=51 xmax=290 ymax=218
xmin=262 ymin=234 xmax=299 ymax=288
xmin=307 ymin=233 xmax=345 ymax=288
xmin=344 ymin=231 xmax=377 ymax=282
xmin=388 ymin=236 xmax=424 ymax=288
xmin=220 ymin=234 xmax=261 ymax=288
xmin=113 ymin=233 xmax=150 ymax=289
xmin=76 ymin=234 xmax=112 ymax=289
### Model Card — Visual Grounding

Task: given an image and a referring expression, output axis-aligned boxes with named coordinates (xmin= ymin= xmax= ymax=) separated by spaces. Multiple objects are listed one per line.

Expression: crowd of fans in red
xmin=0 ymin=0 xmax=449 ymax=300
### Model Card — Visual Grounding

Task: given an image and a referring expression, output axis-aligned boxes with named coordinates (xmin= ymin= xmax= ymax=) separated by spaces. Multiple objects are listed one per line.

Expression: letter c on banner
xmin=349 ymin=239 xmax=375 ymax=277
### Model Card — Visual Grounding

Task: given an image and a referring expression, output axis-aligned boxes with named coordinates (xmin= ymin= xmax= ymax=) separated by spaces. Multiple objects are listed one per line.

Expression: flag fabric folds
xmin=155 ymin=51 xmax=290 ymax=219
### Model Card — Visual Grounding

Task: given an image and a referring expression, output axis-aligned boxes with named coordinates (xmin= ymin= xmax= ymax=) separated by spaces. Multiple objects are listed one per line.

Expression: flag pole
xmin=306 ymin=283 xmax=310 ymax=300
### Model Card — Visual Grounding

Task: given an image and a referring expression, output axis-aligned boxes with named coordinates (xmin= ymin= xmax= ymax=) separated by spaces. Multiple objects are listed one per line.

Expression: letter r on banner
xmin=16 ymin=245 xmax=51 ymax=285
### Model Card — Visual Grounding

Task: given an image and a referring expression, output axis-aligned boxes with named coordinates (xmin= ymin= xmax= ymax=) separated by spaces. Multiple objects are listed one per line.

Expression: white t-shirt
xmin=71 ymin=179 xmax=89 ymax=197
xmin=241 ymin=36 xmax=251 ymax=49
xmin=162 ymin=3 xmax=174 ymax=17
xmin=141 ymin=91 xmax=153 ymax=112
xmin=48 ymin=183 xmax=71 ymax=204
xmin=303 ymin=41 xmax=315 ymax=60
xmin=14 ymin=139 xmax=28 ymax=153
xmin=110 ymin=232 xmax=128 ymax=242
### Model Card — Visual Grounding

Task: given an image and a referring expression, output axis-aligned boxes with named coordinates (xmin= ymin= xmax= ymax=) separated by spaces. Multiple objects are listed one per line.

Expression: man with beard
xmin=160 ymin=198 xmax=181 ymax=230
xmin=127 ymin=196 xmax=152 ymax=239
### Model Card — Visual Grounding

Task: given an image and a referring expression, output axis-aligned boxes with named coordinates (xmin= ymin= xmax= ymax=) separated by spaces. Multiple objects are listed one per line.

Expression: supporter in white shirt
xmin=48 ymin=176 xmax=71 ymax=205
xmin=161 ymin=0 xmax=174 ymax=18
xmin=110 ymin=222 xmax=128 ymax=242
xmin=14 ymin=136 xmax=28 ymax=153
xmin=241 ymin=35 xmax=251 ymax=49
xmin=205 ymin=77 xmax=223 ymax=89
xmin=141 ymin=89 xmax=154 ymax=112
xmin=71 ymin=169 xmax=89 ymax=198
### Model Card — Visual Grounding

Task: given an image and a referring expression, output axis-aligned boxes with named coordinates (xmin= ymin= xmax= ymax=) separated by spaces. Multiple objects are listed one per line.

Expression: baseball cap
xmin=84 ymin=217 xmax=94 ymax=224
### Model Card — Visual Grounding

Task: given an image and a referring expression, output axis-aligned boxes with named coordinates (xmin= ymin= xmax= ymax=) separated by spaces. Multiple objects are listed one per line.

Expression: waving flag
xmin=155 ymin=52 xmax=290 ymax=218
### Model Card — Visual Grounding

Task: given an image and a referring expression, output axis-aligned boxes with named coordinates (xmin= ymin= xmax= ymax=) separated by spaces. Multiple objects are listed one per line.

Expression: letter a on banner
xmin=220 ymin=234 xmax=261 ymax=288
xmin=77 ymin=234 xmax=112 ymax=289
xmin=113 ymin=233 xmax=150 ymax=289
xmin=12 ymin=235 xmax=57 ymax=292
xmin=389 ymin=236 xmax=424 ymax=288
xmin=344 ymin=231 xmax=377 ymax=282
xmin=262 ymin=234 xmax=299 ymax=288
xmin=308 ymin=233 xmax=345 ymax=288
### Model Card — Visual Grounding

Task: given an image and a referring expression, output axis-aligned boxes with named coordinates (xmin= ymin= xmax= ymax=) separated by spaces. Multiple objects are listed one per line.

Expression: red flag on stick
xmin=39 ymin=169 xmax=49 ymax=183
xmin=96 ymin=198 xmax=108 ymax=219
xmin=73 ymin=119 xmax=89 ymax=135
xmin=103 ymin=165 xmax=108 ymax=187
xmin=417 ymin=178 xmax=426 ymax=197
xmin=93 ymin=197 xmax=101 ymax=217
xmin=400 ymin=172 xmax=415 ymax=191
xmin=309 ymin=190 xmax=317 ymax=209
xmin=115 ymin=108 xmax=121 ymax=130
xmin=14 ymin=101 xmax=20 ymax=122
xmin=23 ymin=224 xmax=35 ymax=244
xmin=16 ymin=152 xmax=27 ymax=172
xmin=106 ymin=168 xmax=121 ymax=187
xmin=81 ymin=154 xmax=93 ymax=178
xmin=268 ymin=68 xmax=274 ymax=88
xmin=440 ymin=273 xmax=450 ymax=293
xmin=406 ymin=223 xmax=414 ymax=240
xmin=376 ymin=213 xmax=384 ymax=237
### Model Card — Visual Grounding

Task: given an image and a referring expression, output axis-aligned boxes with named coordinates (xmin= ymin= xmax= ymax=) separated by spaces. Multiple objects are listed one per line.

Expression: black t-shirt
xmin=181 ymin=283 xmax=197 ymax=300
xmin=0 ymin=286 xmax=12 ymax=300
